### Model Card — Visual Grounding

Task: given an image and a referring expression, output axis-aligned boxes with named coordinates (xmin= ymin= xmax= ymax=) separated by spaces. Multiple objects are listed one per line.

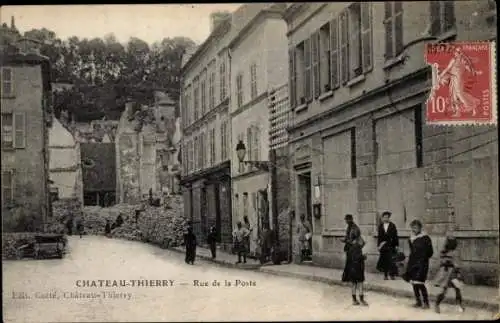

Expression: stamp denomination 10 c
xmin=425 ymin=41 xmax=497 ymax=125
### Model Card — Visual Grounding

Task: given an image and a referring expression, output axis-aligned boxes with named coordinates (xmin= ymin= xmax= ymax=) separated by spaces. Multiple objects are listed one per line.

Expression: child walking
xmin=434 ymin=236 xmax=465 ymax=313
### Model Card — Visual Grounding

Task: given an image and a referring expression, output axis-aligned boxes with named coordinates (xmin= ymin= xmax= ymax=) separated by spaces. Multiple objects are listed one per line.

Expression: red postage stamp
xmin=425 ymin=41 xmax=497 ymax=125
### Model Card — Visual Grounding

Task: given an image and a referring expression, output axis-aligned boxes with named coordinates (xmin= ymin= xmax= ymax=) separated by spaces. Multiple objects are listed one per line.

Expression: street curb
xmin=259 ymin=268 xmax=499 ymax=313
xmin=168 ymin=247 xmax=261 ymax=270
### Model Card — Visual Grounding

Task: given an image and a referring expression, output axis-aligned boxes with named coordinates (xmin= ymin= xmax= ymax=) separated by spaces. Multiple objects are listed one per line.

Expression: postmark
xmin=425 ymin=41 xmax=497 ymax=125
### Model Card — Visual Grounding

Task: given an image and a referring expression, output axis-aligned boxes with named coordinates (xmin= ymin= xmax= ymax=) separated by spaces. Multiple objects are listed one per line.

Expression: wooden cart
xmin=34 ymin=234 xmax=65 ymax=259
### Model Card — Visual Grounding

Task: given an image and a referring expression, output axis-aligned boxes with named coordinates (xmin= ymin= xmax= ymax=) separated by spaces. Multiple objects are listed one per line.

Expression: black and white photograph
xmin=1 ymin=2 xmax=498 ymax=322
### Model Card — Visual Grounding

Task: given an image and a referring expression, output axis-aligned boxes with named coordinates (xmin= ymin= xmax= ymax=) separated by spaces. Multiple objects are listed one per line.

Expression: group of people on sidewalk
xmin=297 ymin=211 xmax=465 ymax=313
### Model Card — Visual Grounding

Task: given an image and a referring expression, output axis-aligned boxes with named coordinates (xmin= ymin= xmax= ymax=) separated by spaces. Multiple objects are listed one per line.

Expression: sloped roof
xmin=80 ymin=143 xmax=116 ymax=192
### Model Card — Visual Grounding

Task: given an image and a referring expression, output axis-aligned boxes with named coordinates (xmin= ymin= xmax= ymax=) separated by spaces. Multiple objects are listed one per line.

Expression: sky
xmin=0 ymin=4 xmax=243 ymax=45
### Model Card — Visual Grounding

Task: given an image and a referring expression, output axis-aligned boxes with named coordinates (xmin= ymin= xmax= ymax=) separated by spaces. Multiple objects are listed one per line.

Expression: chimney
xmin=11 ymin=16 xmax=15 ymax=30
xmin=209 ymin=11 xmax=231 ymax=33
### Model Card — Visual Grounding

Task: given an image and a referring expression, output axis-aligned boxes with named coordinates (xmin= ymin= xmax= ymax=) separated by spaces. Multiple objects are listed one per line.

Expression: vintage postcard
xmin=1 ymin=2 xmax=498 ymax=322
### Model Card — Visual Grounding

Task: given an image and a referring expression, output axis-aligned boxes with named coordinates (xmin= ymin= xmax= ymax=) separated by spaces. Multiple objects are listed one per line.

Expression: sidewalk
xmin=169 ymin=245 xmax=499 ymax=311
xmin=170 ymin=245 xmax=261 ymax=270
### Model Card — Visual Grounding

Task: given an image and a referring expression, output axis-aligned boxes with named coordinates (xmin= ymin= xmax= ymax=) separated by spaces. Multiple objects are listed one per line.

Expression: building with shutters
xmin=1 ymin=39 xmax=52 ymax=232
xmin=284 ymin=1 xmax=498 ymax=286
xmin=228 ymin=4 xmax=288 ymax=256
xmin=179 ymin=12 xmax=233 ymax=249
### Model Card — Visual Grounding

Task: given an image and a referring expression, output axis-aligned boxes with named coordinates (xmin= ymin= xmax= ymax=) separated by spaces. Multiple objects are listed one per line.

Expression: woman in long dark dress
xmin=341 ymin=214 xmax=368 ymax=306
xmin=184 ymin=226 xmax=197 ymax=265
xmin=376 ymin=211 xmax=399 ymax=280
xmin=403 ymin=219 xmax=434 ymax=309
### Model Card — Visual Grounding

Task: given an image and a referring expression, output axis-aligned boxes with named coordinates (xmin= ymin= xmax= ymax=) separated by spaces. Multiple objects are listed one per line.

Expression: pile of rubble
xmin=48 ymin=198 xmax=83 ymax=233
xmin=81 ymin=195 xmax=186 ymax=247
xmin=2 ymin=233 xmax=36 ymax=260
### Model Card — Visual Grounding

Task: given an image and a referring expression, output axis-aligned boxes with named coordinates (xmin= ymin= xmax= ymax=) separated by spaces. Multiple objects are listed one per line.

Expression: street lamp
xmin=235 ymin=140 xmax=270 ymax=171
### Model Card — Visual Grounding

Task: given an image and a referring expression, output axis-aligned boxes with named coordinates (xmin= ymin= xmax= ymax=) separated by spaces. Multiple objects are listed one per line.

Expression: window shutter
xmin=13 ymin=112 xmax=26 ymax=149
xmin=361 ymin=2 xmax=373 ymax=72
xmin=339 ymin=11 xmax=349 ymax=84
xmin=247 ymin=127 xmax=253 ymax=171
xmin=430 ymin=1 xmax=441 ymax=36
xmin=304 ymin=38 xmax=312 ymax=102
xmin=443 ymin=1 xmax=455 ymax=32
xmin=253 ymin=126 xmax=260 ymax=161
xmin=312 ymin=32 xmax=320 ymax=99
xmin=384 ymin=2 xmax=394 ymax=60
xmin=288 ymin=47 xmax=296 ymax=108
xmin=330 ymin=17 xmax=339 ymax=89
xmin=394 ymin=2 xmax=404 ymax=56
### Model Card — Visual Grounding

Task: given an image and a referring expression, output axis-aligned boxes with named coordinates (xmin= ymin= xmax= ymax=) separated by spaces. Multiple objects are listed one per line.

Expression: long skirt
xmin=376 ymin=247 xmax=398 ymax=276
xmin=185 ymin=245 xmax=196 ymax=263
xmin=342 ymin=248 xmax=365 ymax=283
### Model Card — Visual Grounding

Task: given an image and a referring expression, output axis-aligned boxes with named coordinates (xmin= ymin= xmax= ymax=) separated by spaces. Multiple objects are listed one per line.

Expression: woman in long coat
xmin=376 ymin=211 xmax=399 ymax=279
xmin=341 ymin=214 xmax=368 ymax=306
xmin=184 ymin=226 xmax=197 ymax=265
xmin=403 ymin=219 xmax=434 ymax=309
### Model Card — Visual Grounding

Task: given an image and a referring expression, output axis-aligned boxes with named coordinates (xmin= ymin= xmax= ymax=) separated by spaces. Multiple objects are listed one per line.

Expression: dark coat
xmin=376 ymin=222 xmax=399 ymax=274
xmin=403 ymin=233 xmax=434 ymax=283
xmin=207 ymin=231 xmax=217 ymax=245
xmin=342 ymin=223 xmax=365 ymax=283
xmin=184 ymin=231 xmax=197 ymax=263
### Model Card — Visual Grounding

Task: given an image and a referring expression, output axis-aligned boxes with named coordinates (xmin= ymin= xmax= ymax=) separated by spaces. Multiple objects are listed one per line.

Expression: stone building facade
xmin=180 ymin=12 xmax=233 ymax=248
xmin=1 ymin=42 xmax=52 ymax=231
xmin=284 ymin=1 xmax=498 ymax=286
xmin=48 ymin=116 xmax=84 ymax=203
xmin=229 ymin=4 xmax=289 ymax=256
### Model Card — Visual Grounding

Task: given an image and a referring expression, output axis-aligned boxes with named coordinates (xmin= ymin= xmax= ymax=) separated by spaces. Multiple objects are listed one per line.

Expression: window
xmin=237 ymin=133 xmax=245 ymax=173
xmin=210 ymin=128 xmax=216 ymax=165
xmin=186 ymin=85 xmax=192 ymax=125
xmin=189 ymin=140 xmax=194 ymax=172
xmin=319 ymin=23 xmax=331 ymax=93
xmin=384 ymin=2 xmax=404 ymax=60
xmin=252 ymin=192 xmax=258 ymax=213
xmin=330 ymin=17 xmax=340 ymax=90
xmin=181 ymin=92 xmax=187 ymax=128
xmin=2 ymin=170 xmax=14 ymax=205
xmin=236 ymin=72 xmax=243 ymax=108
xmin=243 ymin=192 xmax=249 ymax=219
xmin=246 ymin=127 xmax=253 ymax=172
xmin=1 ymin=67 xmax=14 ymax=97
xmin=2 ymin=112 xmax=25 ymax=149
xmin=430 ymin=1 xmax=455 ymax=36
xmin=304 ymin=38 xmax=312 ymax=101
xmin=339 ymin=2 xmax=373 ymax=82
xmin=221 ymin=120 xmax=228 ymax=161
xmin=200 ymin=133 xmax=205 ymax=168
xmin=219 ymin=60 xmax=227 ymax=101
xmin=250 ymin=63 xmax=257 ymax=99
xmin=194 ymin=78 xmax=200 ymax=121
xmin=209 ymin=68 xmax=215 ymax=109
xmin=194 ymin=136 xmax=199 ymax=170
xmin=311 ymin=32 xmax=321 ymax=99
xmin=288 ymin=47 xmax=297 ymax=109
xmin=295 ymin=42 xmax=306 ymax=104
xmin=201 ymin=77 xmax=207 ymax=116
xmin=252 ymin=125 xmax=260 ymax=162
xmin=182 ymin=142 xmax=188 ymax=174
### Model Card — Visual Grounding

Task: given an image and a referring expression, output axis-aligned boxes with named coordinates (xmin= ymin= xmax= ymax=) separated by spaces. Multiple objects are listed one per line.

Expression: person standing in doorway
xmin=403 ymin=219 xmax=434 ymax=309
xmin=233 ymin=221 xmax=250 ymax=264
xmin=207 ymin=226 xmax=217 ymax=260
xmin=341 ymin=214 xmax=368 ymax=306
xmin=243 ymin=216 xmax=253 ymax=256
xmin=297 ymin=214 xmax=312 ymax=262
xmin=184 ymin=226 xmax=197 ymax=265
xmin=376 ymin=211 xmax=400 ymax=280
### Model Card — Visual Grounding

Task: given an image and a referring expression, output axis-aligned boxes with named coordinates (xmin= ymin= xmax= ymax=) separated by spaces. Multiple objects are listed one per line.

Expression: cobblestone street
xmin=3 ymin=236 xmax=495 ymax=322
